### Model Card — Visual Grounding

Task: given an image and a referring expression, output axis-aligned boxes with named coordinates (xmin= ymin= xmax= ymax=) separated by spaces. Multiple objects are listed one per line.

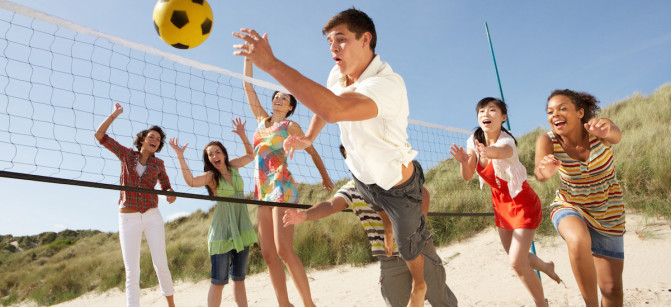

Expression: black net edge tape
xmin=0 ymin=171 xmax=494 ymax=217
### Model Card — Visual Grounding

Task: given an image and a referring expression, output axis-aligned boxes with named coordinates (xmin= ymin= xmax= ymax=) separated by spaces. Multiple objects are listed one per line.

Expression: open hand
xmin=449 ymin=143 xmax=470 ymax=164
xmin=283 ymin=135 xmax=313 ymax=159
xmin=474 ymin=139 xmax=492 ymax=159
xmin=322 ymin=177 xmax=334 ymax=192
xmin=231 ymin=118 xmax=247 ymax=136
xmin=232 ymin=28 xmax=276 ymax=72
xmin=283 ymin=209 xmax=307 ymax=227
xmin=168 ymin=138 xmax=188 ymax=157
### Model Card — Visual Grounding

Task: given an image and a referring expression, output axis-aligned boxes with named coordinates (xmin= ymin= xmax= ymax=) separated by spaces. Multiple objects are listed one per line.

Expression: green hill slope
xmin=2 ymin=84 xmax=669 ymax=306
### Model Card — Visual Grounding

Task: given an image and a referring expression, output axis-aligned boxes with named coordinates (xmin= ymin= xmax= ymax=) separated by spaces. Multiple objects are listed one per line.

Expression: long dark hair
xmin=548 ymin=89 xmax=600 ymax=124
xmin=272 ymin=91 xmax=297 ymax=118
xmin=473 ymin=97 xmax=517 ymax=146
xmin=202 ymin=141 xmax=231 ymax=196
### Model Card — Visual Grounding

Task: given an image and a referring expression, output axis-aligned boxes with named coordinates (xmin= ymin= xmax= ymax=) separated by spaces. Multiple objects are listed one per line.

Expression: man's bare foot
xmin=541 ymin=260 xmax=562 ymax=284
xmin=407 ymin=282 xmax=427 ymax=307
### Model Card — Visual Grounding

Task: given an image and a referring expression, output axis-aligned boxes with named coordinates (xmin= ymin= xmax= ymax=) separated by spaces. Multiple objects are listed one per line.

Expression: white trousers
xmin=119 ymin=208 xmax=175 ymax=307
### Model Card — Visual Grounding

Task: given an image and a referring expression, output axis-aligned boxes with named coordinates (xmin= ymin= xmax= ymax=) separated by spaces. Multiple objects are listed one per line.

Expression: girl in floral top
xmin=243 ymin=58 xmax=333 ymax=307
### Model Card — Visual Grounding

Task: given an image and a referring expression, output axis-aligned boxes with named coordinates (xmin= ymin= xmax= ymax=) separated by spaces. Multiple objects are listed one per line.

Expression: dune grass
xmin=1 ymin=84 xmax=670 ymax=306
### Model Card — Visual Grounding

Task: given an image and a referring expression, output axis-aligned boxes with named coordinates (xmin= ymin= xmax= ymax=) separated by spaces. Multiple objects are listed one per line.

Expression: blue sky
xmin=1 ymin=0 xmax=670 ymax=236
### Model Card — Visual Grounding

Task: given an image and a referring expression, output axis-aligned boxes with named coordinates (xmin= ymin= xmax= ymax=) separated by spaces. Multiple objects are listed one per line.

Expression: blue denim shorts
xmin=211 ymin=247 xmax=250 ymax=285
xmin=552 ymin=209 xmax=624 ymax=260
xmin=352 ymin=160 xmax=431 ymax=261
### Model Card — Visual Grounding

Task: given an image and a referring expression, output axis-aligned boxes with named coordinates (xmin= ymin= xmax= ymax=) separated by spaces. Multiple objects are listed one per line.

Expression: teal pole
xmin=484 ymin=22 xmax=511 ymax=131
xmin=486 ymin=21 xmax=540 ymax=279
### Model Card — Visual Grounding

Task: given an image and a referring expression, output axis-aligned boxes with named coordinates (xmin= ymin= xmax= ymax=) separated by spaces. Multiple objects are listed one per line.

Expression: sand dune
xmin=13 ymin=213 xmax=671 ymax=306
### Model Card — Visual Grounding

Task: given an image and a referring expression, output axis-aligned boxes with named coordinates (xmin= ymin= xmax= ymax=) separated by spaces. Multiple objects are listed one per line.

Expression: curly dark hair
xmin=548 ymin=89 xmax=601 ymax=124
xmin=322 ymin=7 xmax=377 ymax=53
xmin=134 ymin=125 xmax=166 ymax=153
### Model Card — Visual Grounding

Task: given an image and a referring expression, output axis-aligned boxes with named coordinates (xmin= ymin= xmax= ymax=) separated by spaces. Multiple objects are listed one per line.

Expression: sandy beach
xmin=13 ymin=213 xmax=671 ymax=306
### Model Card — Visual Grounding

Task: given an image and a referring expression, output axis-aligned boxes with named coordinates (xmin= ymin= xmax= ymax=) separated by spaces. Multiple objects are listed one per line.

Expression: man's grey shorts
xmin=353 ymin=160 xmax=431 ymax=261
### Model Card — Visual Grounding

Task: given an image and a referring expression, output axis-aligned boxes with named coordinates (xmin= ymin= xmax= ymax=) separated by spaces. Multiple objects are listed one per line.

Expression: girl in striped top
xmin=534 ymin=89 xmax=624 ymax=307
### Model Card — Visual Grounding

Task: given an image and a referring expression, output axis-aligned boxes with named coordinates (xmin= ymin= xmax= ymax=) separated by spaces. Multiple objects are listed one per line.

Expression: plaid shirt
xmin=99 ymin=134 xmax=172 ymax=213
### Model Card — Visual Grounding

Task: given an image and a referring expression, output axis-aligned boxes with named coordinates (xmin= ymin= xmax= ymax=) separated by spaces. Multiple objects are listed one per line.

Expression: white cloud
xmin=53 ymin=224 xmax=66 ymax=231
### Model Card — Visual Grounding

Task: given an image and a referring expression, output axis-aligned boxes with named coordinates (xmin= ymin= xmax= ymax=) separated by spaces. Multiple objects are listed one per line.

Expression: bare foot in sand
xmin=540 ymin=260 xmax=562 ymax=284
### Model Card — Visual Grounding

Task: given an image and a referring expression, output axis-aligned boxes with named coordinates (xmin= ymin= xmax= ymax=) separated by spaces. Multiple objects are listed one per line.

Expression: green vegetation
xmin=2 ymin=85 xmax=669 ymax=305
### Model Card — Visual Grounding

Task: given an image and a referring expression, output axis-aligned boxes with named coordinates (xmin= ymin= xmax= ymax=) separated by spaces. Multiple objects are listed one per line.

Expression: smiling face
xmin=141 ymin=130 xmax=161 ymax=154
xmin=547 ymin=94 xmax=584 ymax=135
xmin=477 ymin=101 xmax=507 ymax=133
xmin=271 ymin=92 xmax=294 ymax=116
xmin=326 ymin=23 xmax=372 ymax=82
xmin=205 ymin=144 xmax=227 ymax=171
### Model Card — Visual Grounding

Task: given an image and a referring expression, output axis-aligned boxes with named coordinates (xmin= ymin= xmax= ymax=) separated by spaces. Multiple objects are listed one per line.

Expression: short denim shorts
xmin=211 ymin=247 xmax=250 ymax=285
xmin=352 ymin=160 xmax=431 ymax=261
xmin=552 ymin=209 xmax=624 ymax=260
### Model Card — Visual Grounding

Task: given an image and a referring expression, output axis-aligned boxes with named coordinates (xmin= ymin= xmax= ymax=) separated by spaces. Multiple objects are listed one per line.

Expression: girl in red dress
xmin=450 ymin=97 xmax=561 ymax=307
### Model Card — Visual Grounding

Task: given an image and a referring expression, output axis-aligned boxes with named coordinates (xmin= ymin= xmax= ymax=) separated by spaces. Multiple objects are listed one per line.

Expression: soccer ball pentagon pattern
xmin=153 ymin=0 xmax=213 ymax=49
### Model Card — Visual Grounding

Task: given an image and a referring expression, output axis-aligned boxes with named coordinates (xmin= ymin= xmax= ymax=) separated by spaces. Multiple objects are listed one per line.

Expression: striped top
xmin=335 ymin=180 xmax=400 ymax=259
xmin=548 ymin=132 xmax=625 ymax=236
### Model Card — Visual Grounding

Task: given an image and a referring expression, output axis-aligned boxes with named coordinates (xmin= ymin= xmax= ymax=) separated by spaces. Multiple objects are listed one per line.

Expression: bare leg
xmin=499 ymin=228 xmax=548 ymax=307
xmin=558 ymin=216 xmax=599 ymax=307
xmin=528 ymin=253 xmax=562 ymax=284
xmin=208 ymin=284 xmax=225 ymax=307
xmin=273 ymin=207 xmax=316 ymax=307
xmin=258 ymin=206 xmax=293 ymax=307
xmin=405 ymin=254 xmax=427 ymax=307
xmin=165 ymin=295 xmax=175 ymax=307
xmin=420 ymin=187 xmax=430 ymax=218
xmin=594 ymin=255 xmax=624 ymax=307
xmin=232 ymin=280 xmax=249 ymax=307
xmin=378 ymin=210 xmax=395 ymax=257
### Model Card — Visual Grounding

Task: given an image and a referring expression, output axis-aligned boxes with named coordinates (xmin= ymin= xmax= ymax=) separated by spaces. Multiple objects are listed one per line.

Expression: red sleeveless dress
xmin=476 ymin=161 xmax=542 ymax=230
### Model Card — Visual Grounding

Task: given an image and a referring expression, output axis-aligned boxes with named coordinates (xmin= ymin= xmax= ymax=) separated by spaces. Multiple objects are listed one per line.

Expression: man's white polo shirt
xmin=327 ymin=55 xmax=417 ymax=190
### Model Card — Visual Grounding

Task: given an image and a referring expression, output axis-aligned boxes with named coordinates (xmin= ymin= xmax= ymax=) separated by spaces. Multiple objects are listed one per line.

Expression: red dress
xmin=477 ymin=160 xmax=542 ymax=230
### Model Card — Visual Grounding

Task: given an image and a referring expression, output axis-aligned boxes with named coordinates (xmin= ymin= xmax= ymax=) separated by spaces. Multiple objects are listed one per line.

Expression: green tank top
xmin=208 ymin=167 xmax=258 ymax=255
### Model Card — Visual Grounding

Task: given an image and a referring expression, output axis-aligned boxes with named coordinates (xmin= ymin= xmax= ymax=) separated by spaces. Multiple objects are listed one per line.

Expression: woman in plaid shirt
xmin=95 ymin=103 xmax=177 ymax=307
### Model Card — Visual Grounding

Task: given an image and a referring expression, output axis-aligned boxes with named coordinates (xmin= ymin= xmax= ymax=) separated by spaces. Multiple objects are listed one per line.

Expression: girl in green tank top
xmin=170 ymin=118 xmax=258 ymax=306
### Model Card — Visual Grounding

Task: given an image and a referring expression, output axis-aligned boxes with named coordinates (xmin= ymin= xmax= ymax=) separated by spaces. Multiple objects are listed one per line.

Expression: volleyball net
xmin=0 ymin=2 xmax=485 ymax=215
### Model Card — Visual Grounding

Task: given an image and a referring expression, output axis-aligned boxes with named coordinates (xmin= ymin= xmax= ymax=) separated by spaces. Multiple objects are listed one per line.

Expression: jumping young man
xmin=233 ymin=8 xmax=430 ymax=306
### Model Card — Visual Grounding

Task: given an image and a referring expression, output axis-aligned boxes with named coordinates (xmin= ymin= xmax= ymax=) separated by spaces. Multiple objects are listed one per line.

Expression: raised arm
xmin=168 ymin=138 xmax=214 ymax=188
xmin=243 ymin=58 xmax=269 ymax=123
xmin=287 ymin=121 xmax=333 ymax=191
xmin=449 ymin=143 xmax=477 ymax=181
xmin=534 ymin=133 xmax=561 ymax=182
xmin=233 ymin=29 xmax=378 ymax=123
xmin=95 ymin=103 xmax=123 ymax=141
xmin=228 ymin=118 xmax=255 ymax=169
xmin=282 ymin=196 xmax=348 ymax=227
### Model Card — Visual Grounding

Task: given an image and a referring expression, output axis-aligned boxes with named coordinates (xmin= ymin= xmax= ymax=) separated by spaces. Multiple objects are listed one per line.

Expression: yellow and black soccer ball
xmin=153 ymin=0 xmax=213 ymax=49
